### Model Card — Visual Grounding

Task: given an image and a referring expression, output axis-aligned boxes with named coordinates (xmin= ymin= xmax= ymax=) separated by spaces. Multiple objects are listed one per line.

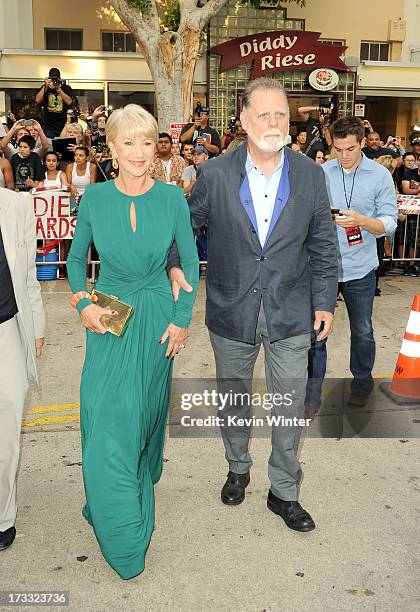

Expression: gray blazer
xmin=169 ymin=143 xmax=338 ymax=344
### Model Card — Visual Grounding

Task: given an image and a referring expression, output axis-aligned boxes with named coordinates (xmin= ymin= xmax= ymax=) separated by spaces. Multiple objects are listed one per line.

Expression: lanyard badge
xmin=341 ymin=165 xmax=363 ymax=247
xmin=345 ymin=225 xmax=363 ymax=246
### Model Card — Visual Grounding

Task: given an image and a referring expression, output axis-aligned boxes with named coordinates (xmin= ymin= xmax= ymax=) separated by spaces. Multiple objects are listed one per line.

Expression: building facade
xmin=0 ymin=0 xmax=419 ymax=142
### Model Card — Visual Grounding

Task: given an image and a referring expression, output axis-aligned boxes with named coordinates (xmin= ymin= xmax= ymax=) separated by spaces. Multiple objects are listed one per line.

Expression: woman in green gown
xmin=67 ymin=104 xmax=199 ymax=580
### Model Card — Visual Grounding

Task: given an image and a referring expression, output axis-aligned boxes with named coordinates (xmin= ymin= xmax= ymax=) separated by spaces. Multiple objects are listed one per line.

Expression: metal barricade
xmin=387 ymin=195 xmax=420 ymax=272
xmin=33 ymin=191 xmax=420 ymax=280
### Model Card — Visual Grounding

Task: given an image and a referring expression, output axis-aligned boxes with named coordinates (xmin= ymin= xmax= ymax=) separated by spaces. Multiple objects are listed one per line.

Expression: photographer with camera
xmin=297 ymin=103 xmax=333 ymax=154
xmin=362 ymin=132 xmax=402 ymax=165
xmin=385 ymin=135 xmax=405 ymax=156
xmin=179 ymin=104 xmax=221 ymax=158
xmin=221 ymin=116 xmax=246 ymax=151
xmin=84 ymin=104 xmax=109 ymax=152
xmin=35 ymin=68 xmax=74 ymax=138
xmin=0 ymin=119 xmax=48 ymax=160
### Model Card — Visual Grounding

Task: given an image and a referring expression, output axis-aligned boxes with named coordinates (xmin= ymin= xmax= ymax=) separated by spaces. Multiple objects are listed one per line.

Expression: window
xmin=319 ymin=39 xmax=346 ymax=46
xmin=45 ymin=29 xmax=83 ymax=50
xmin=102 ymin=32 xmax=136 ymax=53
xmin=360 ymin=41 xmax=389 ymax=61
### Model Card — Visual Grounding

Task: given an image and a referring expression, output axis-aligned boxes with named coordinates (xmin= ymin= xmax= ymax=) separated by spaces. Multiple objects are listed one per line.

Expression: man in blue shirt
xmin=307 ymin=116 xmax=397 ymax=410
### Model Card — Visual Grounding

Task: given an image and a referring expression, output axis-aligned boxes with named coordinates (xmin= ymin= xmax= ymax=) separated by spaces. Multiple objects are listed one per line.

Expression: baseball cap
xmin=201 ymin=107 xmax=209 ymax=114
xmin=49 ymin=68 xmax=61 ymax=78
xmin=193 ymin=144 xmax=208 ymax=155
xmin=411 ymin=136 xmax=420 ymax=145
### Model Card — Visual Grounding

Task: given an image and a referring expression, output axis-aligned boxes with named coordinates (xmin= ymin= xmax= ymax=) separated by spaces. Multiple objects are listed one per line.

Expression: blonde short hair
xmin=374 ymin=154 xmax=398 ymax=174
xmin=105 ymin=103 xmax=158 ymax=145
xmin=65 ymin=123 xmax=83 ymax=135
xmin=65 ymin=122 xmax=84 ymax=144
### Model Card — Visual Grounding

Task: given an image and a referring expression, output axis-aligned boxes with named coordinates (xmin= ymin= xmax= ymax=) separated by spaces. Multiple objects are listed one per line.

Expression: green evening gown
xmin=66 ymin=179 xmax=199 ymax=579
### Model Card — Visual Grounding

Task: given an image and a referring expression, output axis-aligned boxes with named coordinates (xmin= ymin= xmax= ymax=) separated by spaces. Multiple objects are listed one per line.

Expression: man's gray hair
xmin=242 ymin=78 xmax=288 ymax=110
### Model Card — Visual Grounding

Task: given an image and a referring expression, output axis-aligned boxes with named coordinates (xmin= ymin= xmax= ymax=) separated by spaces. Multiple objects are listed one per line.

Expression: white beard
xmin=247 ymin=126 xmax=291 ymax=153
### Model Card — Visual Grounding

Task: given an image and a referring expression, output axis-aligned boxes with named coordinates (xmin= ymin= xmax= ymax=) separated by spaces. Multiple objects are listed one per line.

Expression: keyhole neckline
xmin=129 ymin=200 xmax=137 ymax=234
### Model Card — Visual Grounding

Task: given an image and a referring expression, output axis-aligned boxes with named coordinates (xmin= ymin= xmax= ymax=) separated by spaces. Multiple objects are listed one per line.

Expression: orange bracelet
xmin=70 ymin=291 xmax=92 ymax=309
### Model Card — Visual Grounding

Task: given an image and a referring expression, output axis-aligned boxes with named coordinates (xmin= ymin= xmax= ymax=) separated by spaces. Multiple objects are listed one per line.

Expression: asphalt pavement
xmin=1 ymin=273 xmax=419 ymax=612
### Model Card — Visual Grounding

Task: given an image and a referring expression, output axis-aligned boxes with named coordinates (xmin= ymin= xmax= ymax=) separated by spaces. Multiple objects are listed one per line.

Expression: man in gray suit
xmin=0 ymin=189 xmax=45 ymax=550
xmin=169 ymin=78 xmax=338 ymax=531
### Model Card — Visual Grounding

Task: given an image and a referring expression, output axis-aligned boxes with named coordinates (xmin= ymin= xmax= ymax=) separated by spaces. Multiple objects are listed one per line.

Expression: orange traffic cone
xmin=381 ymin=294 xmax=420 ymax=404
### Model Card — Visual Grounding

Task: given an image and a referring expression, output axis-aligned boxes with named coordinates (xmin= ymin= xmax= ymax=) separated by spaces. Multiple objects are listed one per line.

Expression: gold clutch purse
xmin=90 ymin=289 xmax=135 ymax=337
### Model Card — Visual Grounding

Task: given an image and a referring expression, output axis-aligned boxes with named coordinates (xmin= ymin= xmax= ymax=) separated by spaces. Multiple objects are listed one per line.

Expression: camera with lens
xmin=51 ymin=77 xmax=62 ymax=87
xmin=319 ymin=98 xmax=334 ymax=125
xmin=320 ymin=97 xmax=334 ymax=110
xmin=194 ymin=101 xmax=203 ymax=117
xmin=229 ymin=116 xmax=237 ymax=134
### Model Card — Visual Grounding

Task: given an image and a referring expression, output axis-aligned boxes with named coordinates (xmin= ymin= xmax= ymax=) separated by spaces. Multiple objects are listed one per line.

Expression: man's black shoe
xmin=221 ymin=471 xmax=250 ymax=505
xmin=408 ymin=265 xmax=419 ymax=277
xmin=0 ymin=526 xmax=16 ymax=550
xmin=347 ymin=391 xmax=371 ymax=407
xmin=267 ymin=491 xmax=315 ymax=532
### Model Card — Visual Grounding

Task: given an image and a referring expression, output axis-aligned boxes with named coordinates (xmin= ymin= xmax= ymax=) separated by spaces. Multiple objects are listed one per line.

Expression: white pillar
xmin=402 ymin=0 xmax=420 ymax=62
xmin=0 ymin=0 xmax=33 ymax=50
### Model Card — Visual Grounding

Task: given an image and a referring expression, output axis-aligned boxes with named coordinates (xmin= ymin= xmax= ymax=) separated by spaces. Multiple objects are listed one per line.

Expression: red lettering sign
xmin=209 ymin=31 xmax=348 ymax=78
xmin=33 ymin=191 xmax=76 ymax=239
xmin=169 ymin=123 xmax=186 ymax=143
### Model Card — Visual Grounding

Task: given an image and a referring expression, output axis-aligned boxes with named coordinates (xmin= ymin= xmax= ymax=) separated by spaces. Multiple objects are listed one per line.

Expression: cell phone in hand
xmin=331 ymin=208 xmax=346 ymax=219
xmin=24 ymin=119 xmax=33 ymax=126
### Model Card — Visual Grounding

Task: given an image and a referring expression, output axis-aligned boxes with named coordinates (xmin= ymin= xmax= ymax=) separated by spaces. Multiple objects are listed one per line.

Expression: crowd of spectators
xmin=0 ymin=66 xmax=419 ymax=276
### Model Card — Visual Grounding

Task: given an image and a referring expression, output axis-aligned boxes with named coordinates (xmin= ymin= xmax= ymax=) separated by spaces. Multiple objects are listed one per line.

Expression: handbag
xmin=90 ymin=289 xmax=134 ymax=337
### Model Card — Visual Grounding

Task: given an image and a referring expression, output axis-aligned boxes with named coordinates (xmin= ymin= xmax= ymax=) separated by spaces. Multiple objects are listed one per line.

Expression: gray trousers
xmin=0 ymin=316 xmax=28 ymax=531
xmin=209 ymin=303 xmax=310 ymax=501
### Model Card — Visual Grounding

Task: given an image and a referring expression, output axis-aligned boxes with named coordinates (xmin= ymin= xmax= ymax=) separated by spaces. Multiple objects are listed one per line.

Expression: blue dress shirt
xmin=245 ymin=151 xmax=285 ymax=247
xmin=322 ymin=153 xmax=397 ymax=282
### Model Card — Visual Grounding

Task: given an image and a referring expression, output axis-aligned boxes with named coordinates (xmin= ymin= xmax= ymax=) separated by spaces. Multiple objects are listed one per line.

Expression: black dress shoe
xmin=0 ymin=526 xmax=16 ymax=550
xmin=347 ymin=391 xmax=370 ymax=407
xmin=267 ymin=490 xmax=315 ymax=532
xmin=221 ymin=471 xmax=250 ymax=505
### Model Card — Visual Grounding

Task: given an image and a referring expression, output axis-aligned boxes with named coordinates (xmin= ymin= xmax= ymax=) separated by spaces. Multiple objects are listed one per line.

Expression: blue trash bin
xmin=36 ymin=249 xmax=59 ymax=281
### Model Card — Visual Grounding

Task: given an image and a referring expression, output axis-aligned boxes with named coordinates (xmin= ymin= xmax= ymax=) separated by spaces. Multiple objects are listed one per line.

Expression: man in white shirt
xmin=168 ymin=78 xmax=338 ymax=532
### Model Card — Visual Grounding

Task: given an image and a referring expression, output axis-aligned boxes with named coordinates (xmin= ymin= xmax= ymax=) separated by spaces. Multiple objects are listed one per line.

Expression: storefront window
xmin=0 ymin=86 xmax=42 ymax=121
xmin=360 ymin=41 xmax=389 ymax=62
xmin=102 ymin=32 xmax=137 ymax=53
xmin=70 ymin=89 xmax=105 ymax=115
xmin=209 ymin=0 xmax=355 ymax=132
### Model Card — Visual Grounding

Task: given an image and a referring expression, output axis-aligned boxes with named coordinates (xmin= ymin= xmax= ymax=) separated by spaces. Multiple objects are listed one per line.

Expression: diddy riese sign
xmin=209 ymin=31 xmax=348 ymax=78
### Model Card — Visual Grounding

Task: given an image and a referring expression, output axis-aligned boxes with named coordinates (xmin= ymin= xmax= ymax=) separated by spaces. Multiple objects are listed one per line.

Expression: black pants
xmin=375 ymin=237 xmax=385 ymax=288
